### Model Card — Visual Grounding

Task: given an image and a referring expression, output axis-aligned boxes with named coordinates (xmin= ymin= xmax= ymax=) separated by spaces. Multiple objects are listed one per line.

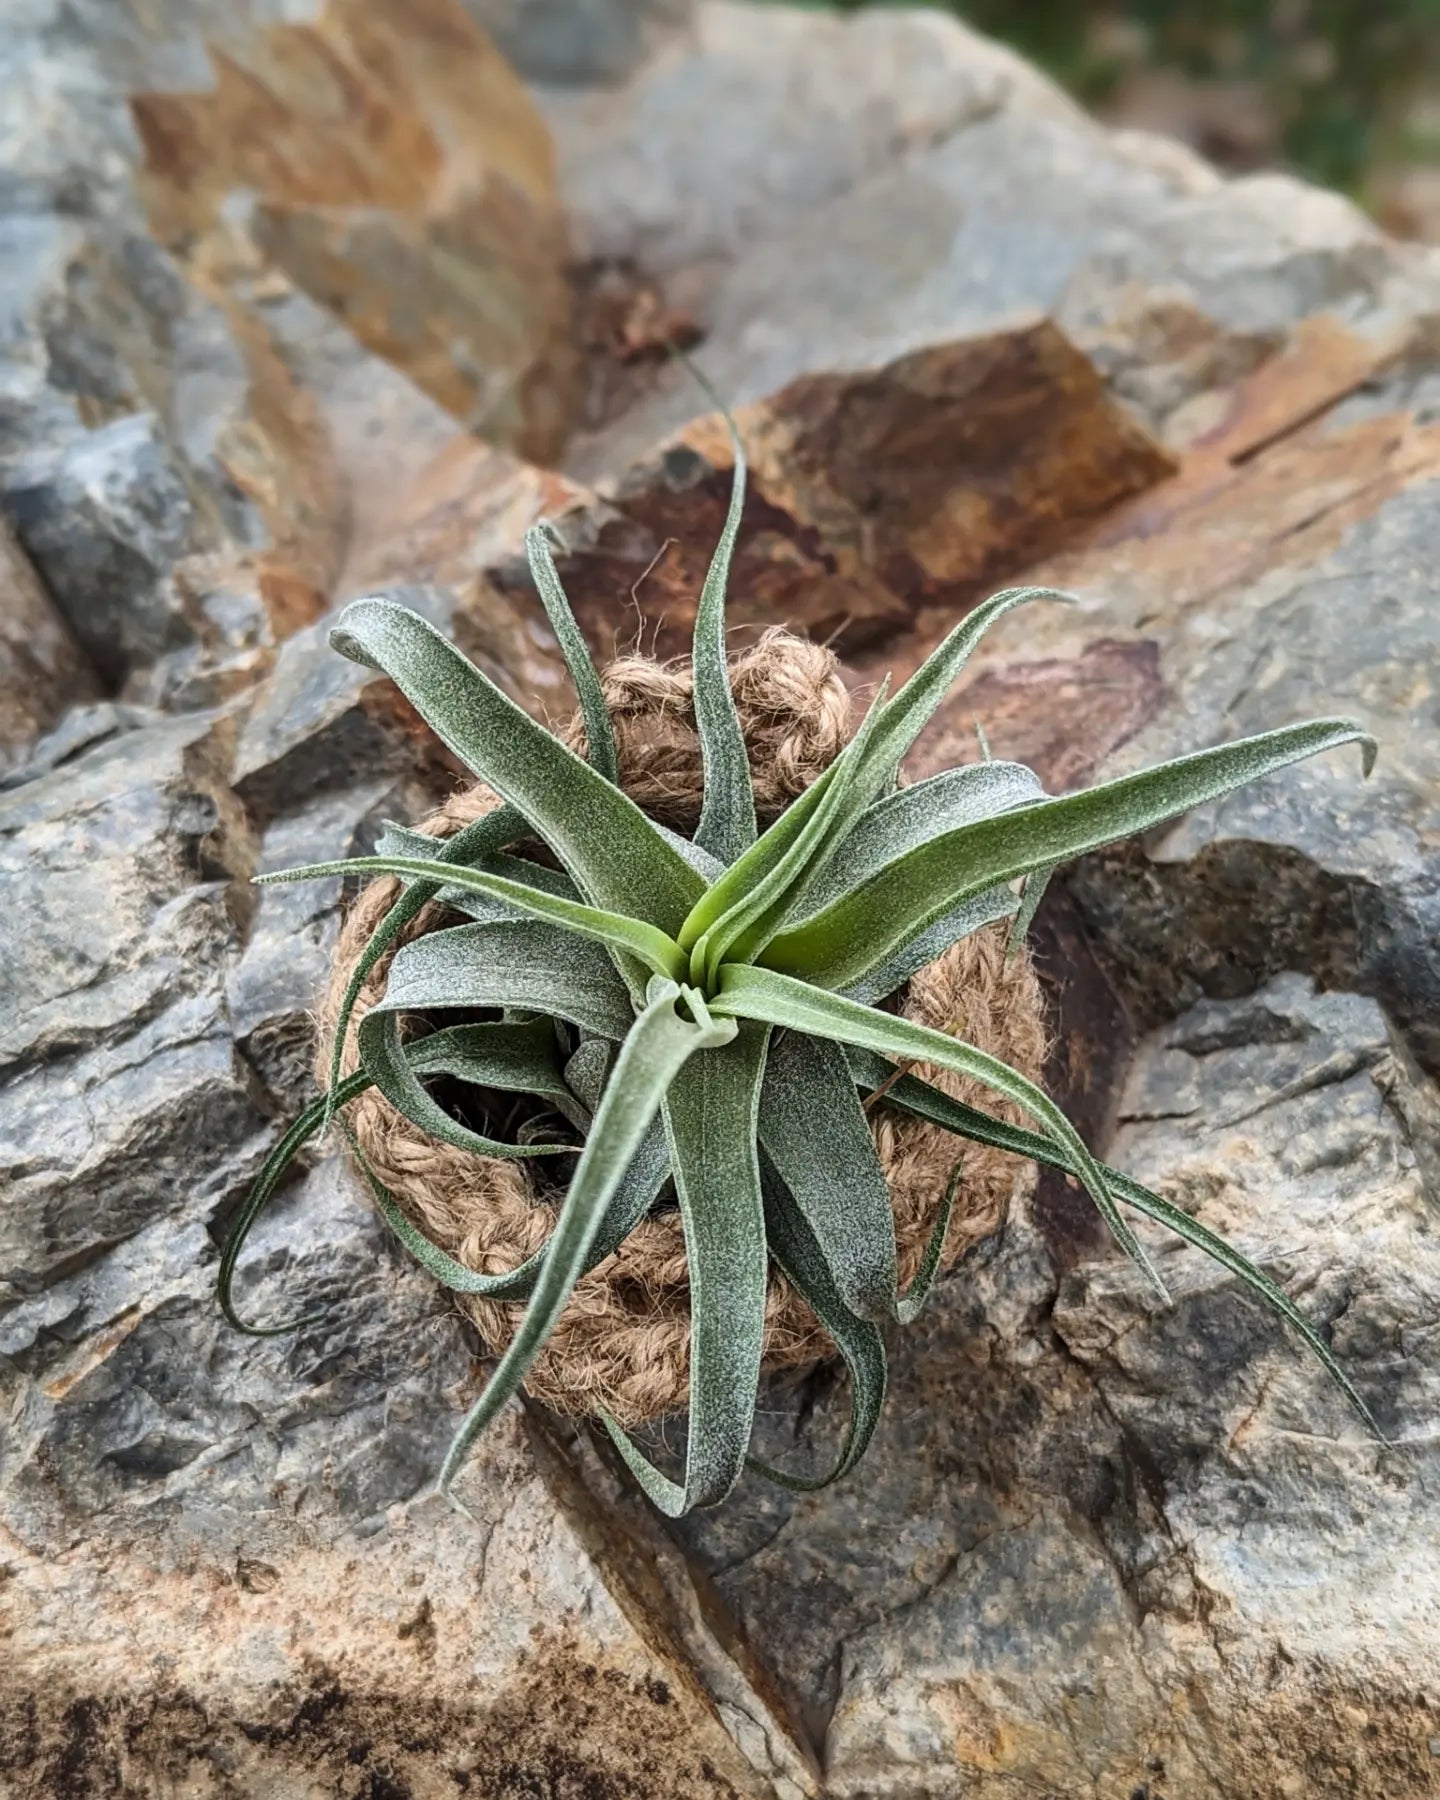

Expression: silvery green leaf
xmin=259 ymin=853 xmax=688 ymax=982
xmin=677 ymin=750 xmax=847 ymax=953
xmin=1006 ymin=863 xmax=1055 ymax=960
xmin=680 ymin=587 xmax=1060 ymax=966
xmin=689 ymin=385 xmax=758 ymax=864
xmin=563 ymin=1037 xmax=612 ymax=1111
xmin=714 ymin=965 xmax=1168 ymax=1301
xmin=380 ymin=920 xmax=635 ymax=1041
xmin=222 ymin=1022 xmax=575 ymax=1330
xmin=602 ymin=1020 xmax=771 ymax=1514
xmin=374 ymin=821 xmax=582 ymax=920
xmin=758 ymin=1031 xmax=895 ymax=1320
xmin=344 ymin=1102 xmax=673 ymax=1307
xmin=357 ymin=1010 xmax=578 ymax=1164
xmin=218 ymin=1069 xmax=370 ymax=1335
xmin=330 ymin=599 xmax=703 ymax=936
xmin=654 ymin=822 xmax=726 ymax=883
xmin=763 ymin=720 xmax=1376 ymax=991
xmin=843 ymin=884 xmax=1017 ymax=1007
xmin=439 ymin=981 xmax=737 ymax=1500
xmin=525 ymin=520 xmax=620 ymax=785
xmin=895 ymin=1156 xmax=963 ymax=1325
xmin=781 ymin=762 xmax=1042 ymax=1002
xmin=806 ymin=586 xmax=1070 ymax=860
xmin=321 ymin=802 xmax=529 ymax=1125
xmin=747 ymin=1154 xmax=888 ymax=1492
xmin=695 ymin=682 xmax=890 ymax=983
xmin=788 ymin=760 xmax=1043 ymax=921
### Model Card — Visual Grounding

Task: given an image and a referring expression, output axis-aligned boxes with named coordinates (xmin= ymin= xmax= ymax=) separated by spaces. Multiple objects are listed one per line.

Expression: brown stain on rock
xmin=920 ymin=638 xmax=1166 ymax=794
xmin=746 ymin=318 xmax=1175 ymax=609
xmin=880 ymin=317 xmax=1437 ymax=802
xmin=214 ymin=297 xmax=351 ymax=636
xmin=130 ymin=0 xmax=575 ymax=463
xmin=492 ymin=318 xmax=1175 ymax=663
xmin=0 ymin=1641 xmax=753 ymax=1799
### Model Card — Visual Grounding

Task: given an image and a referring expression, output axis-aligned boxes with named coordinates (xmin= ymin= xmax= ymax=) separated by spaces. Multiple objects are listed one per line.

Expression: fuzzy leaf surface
xmin=757 ymin=1031 xmax=896 ymax=1320
xmin=321 ymin=803 xmax=529 ymax=1121
xmin=715 ymin=965 xmax=1167 ymax=1297
xmin=603 ymin=1020 xmax=771 ymax=1514
xmin=438 ymin=981 xmax=736 ymax=1498
xmin=697 ymin=684 xmax=890 ymax=982
xmin=259 ymin=854 xmax=687 ymax=982
xmin=844 ymin=885 xmax=1017 ymax=1006
xmin=220 ymin=1023 xmax=572 ymax=1331
xmin=378 ymin=920 xmax=635 ymax=1041
xmin=788 ymin=761 xmax=1043 ymax=920
xmin=764 ymin=720 xmax=1376 ymax=989
xmin=356 ymin=1011 xmax=578 ymax=1163
xmin=525 ymin=521 xmax=620 ymax=785
xmin=808 ymin=586 xmax=1068 ymax=857
xmin=747 ymin=1155 xmax=888 ymax=1492
xmin=330 ymin=599 xmax=702 ymax=934
xmin=690 ymin=397 xmax=757 ymax=864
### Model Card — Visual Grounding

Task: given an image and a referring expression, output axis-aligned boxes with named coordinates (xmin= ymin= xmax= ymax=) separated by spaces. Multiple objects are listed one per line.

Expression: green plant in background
xmin=779 ymin=0 xmax=1440 ymax=197
xmin=219 ymin=422 xmax=1378 ymax=1518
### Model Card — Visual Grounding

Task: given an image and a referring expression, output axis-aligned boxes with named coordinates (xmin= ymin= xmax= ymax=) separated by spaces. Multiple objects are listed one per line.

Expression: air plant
xmin=221 ymin=417 xmax=1378 ymax=1517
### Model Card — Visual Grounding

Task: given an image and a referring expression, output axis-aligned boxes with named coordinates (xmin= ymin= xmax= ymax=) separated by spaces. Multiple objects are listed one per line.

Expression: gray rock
xmin=0 ymin=710 xmax=247 ymax=1070
xmin=228 ymin=782 xmax=430 ymax=1112
xmin=0 ymin=711 xmax=261 ymax=1301
xmin=669 ymin=978 xmax=1438 ymax=1798
xmin=548 ymin=4 xmax=1440 ymax=479
xmin=0 ymin=516 xmax=98 ymax=771
xmin=983 ymin=432 xmax=1440 ymax=1078
xmin=231 ymin=585 xmax=464 ymax=820
xmin=4 ymin=2 xmax=1440 ymax=1794
xmin=1 ymin=1155 xmax=785 ymax=1798
xmin=0 ymin=209 xmax=286 ymax=697
xmin=470 ymin=0 xmax=692 ymax=85
xmin=0 ymin=698 xmax=154 ymax=790
xmin=2 ymin=413 xmax=207 ymax=686
xmin=547 ymin=3 xmax=1080 ymax=284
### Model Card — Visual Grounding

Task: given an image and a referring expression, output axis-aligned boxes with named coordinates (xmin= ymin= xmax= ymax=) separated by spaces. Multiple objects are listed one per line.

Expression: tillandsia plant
xmin=220 ymin=414 xmax=1380 ymax=1518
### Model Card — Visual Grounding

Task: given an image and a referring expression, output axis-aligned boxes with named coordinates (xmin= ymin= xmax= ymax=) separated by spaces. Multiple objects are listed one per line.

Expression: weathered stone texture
xmin=0 ymin=518 xmax=98 ymax=770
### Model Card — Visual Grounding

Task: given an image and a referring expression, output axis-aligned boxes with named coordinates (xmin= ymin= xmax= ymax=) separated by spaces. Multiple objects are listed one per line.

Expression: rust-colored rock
xmin=487 ymin=317 xmax=1174 ymax=661
xmin=131 ymin=0 xmax=576 ymax=462
xmin=0 ymin=1409 xmax=794 ymax=1800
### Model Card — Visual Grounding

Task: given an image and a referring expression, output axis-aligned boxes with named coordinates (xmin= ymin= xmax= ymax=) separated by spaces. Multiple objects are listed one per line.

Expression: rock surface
xmin=0 ymin=519 xmax=98 ymax=771
xmin=3 ymin=2 xmax=1440 ymax=1795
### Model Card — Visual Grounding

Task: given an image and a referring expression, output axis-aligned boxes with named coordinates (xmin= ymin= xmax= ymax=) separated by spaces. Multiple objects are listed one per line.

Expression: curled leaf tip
xmin=328 ymin=596 xmax=398 ymax=670
xmin=440 ymin=1480 xmax=478 ymax=1523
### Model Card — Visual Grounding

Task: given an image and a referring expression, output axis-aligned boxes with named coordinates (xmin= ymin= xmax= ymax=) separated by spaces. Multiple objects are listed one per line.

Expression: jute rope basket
xmin=320 ymin=629 xmax=1048 ymax=1426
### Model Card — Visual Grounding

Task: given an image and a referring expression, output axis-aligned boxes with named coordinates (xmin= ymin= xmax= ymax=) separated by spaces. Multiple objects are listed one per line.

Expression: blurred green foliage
xmin=776 ymin=0 xmax=1440 ymax=194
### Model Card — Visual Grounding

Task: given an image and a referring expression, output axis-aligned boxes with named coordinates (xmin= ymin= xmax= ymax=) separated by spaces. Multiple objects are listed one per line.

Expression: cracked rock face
xmin=676 ymin=974 xmax=1438 ymax=1798
xmin=3 ymin=2 xmax=1440 ymax=1795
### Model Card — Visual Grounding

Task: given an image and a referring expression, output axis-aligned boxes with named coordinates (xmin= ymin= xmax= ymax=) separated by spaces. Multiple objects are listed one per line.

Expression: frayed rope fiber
xmin=319 ymin=628 xmax=1048 ymax=1425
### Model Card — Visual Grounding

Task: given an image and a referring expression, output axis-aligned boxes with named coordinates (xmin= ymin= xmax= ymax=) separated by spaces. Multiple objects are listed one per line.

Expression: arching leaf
xmin=439 ymin=982 xmax=737 ymax=1500
xmin=764 ymin=721 xmax=1376 ymax=990
xmin=330 ymin=599 xmax=703 ymax=935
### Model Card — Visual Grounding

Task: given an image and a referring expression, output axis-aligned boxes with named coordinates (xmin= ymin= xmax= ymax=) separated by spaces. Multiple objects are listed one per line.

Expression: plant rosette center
xmin=223 ymin=402 xmax=1380 ymax=1519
